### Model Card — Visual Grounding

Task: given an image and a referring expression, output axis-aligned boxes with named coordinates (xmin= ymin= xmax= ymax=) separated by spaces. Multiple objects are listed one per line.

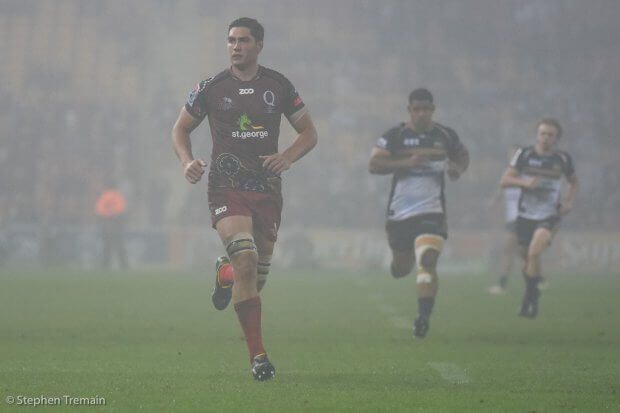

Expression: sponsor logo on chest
xmin=232 ymin=113 xmax=269 ymax=139
xmin=528 ymin=158 xmax=544 ymax=167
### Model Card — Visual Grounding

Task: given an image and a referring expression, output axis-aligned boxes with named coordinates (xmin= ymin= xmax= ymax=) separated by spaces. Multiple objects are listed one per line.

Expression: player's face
xmin=536 ymin=124 xmax=559 ymax=151
xmin=227 ymin=27 xmax=262 ymax=70
xmin=408 ymin=100 xmax=434 ymax=130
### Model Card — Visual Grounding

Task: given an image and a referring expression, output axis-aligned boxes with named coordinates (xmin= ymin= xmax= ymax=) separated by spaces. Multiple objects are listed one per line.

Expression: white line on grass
xmin=428 ymin=362 xmax=471 ymax=384
xmin=359 ymin=279 xmax=472 ymax=382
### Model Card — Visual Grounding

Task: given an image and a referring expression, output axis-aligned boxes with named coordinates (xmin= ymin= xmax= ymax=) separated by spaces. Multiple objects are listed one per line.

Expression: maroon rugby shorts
xmin=208 ymin=190 xmax=283 ymax=242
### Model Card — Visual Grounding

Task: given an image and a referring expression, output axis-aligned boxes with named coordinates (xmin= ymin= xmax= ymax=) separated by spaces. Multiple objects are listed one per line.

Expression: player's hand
xmin=447 ymin=162 xmax=461 ymax=181
xmin=559 ymin=201 xmax=572 ymax=216
xmin=523 ymin=176 xmax=540 ymax=189
xmin=183 ymin=159 xmax=207 ymax=184
xmin=447 ymin=168 xmax=460 ymax=181
xmin=259 ymin=153 xmax=292 ymax=174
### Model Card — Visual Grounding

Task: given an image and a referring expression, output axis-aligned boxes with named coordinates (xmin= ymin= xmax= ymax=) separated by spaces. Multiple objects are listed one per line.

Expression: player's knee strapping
xmin=414 ymin=234 xmax=444 ymax=284
xmin=257 ymin=254 xmax=272 ymax=283
xmin=226 ymin=232 xmax=257 ymax=258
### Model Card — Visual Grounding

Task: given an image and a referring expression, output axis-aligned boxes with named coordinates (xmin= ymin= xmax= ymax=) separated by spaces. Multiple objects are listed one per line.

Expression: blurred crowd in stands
xmin=0 ymin=0 xmax=618 ymax=238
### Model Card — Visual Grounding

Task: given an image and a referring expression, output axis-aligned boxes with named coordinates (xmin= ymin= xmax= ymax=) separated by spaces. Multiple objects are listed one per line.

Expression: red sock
xmin=218 ymin=263 xmax=234 ymax=286
xmin=234 ymin=296 xmax=266 ymax=361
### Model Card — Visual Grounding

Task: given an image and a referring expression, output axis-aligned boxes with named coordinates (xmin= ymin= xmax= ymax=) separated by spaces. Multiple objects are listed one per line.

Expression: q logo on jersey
xmin=239 ymin=88 xmax=254 ymax=95
xmin=263 ymin=90 xmax=275 ymax=106
xmin=263 ymin=90 xmax=277 ymax=113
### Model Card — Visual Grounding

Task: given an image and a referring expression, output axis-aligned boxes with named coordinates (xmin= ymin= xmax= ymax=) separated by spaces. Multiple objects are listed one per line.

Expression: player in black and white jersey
xmin=500 ymin=118 xmax=578 ymax=318
xmin=369 ymin=88 xmax=469 ymax=338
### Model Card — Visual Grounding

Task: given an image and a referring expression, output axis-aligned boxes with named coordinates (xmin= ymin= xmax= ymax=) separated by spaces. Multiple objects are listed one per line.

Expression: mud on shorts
xmin=516 ymin=215 xmax=560 ymax=247
xmin=208 ymin=189 xmax=283 ymax=242
xmin=385 ymin=213 xmax=448 ymax=252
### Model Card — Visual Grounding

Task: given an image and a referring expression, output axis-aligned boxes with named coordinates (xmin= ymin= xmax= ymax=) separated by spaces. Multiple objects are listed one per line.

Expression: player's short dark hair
xmin=537 ymin=118 xmax=562 ymax=139
xmin=229 ymin=17 xmax=264 ymax=42
xmin=409 ymin=88 xmax=434 ymax=104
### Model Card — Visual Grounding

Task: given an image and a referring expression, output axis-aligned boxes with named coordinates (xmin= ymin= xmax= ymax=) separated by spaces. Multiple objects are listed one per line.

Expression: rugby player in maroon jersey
xmin=172 ymin=17 xmax=317 ymax=380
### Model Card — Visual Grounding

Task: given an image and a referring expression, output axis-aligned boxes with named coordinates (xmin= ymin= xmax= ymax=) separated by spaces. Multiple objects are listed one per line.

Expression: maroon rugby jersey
xmin=185 ymin=66 xmax=306 ymax=194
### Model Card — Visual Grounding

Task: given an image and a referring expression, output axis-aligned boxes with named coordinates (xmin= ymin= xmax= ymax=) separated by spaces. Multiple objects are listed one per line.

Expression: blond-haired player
xmin=500 ymin=118 xmax=578 ymax=318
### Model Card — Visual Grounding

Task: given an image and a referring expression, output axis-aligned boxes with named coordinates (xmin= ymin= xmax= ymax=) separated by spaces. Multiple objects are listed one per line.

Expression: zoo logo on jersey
xmin=232 ymin=114 xmax=269 ymax=139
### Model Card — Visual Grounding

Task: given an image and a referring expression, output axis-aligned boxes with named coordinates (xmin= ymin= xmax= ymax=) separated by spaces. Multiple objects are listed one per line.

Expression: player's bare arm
xmin=500 ymin=167 xmax=539 ymax=189
xmin=368 ymin=147 xmax=428 ymax=175
xmin=260 ymin=112 xmax=317 ymax=174
xmin=172 ymin=107 xmax=207 ymax=184
xmin=559 ymin=174 xmax=578 ymax=215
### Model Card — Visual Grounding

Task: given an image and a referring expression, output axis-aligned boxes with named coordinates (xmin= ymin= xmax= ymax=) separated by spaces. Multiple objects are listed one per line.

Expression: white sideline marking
xmin=428 ymin=362 xmax=471 ymax=384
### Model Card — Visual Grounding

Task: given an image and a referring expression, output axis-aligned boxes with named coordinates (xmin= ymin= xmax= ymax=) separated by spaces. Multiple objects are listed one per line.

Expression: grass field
xmin=1 ymin=268 xmax=619 ymax=412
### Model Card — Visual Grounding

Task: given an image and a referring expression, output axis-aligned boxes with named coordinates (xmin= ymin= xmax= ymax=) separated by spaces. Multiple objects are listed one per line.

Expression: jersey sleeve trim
xmin=287 ymin=106 xmax=308 ymax=124
xmin=375 ymin=136 xmax=389 ymax=150
xmin=510 ymin=147 xmax=526 ymax=169
xmin=261 ymin=67 xmax=306 ymax=118
xmin=184 ymin=103 xmax=205 ymax=119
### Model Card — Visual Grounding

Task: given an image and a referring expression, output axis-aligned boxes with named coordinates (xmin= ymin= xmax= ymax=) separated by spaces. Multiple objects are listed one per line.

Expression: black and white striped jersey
xmin=375 ymin=122 xmax=468 ymax=221
xmin=510 ymin=146 xmax=575 ymax=220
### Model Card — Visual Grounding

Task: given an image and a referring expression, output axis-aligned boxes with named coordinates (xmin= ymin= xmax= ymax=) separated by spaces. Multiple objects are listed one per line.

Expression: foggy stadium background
xmin=0 ymin=0 xmax=619 ymax=272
